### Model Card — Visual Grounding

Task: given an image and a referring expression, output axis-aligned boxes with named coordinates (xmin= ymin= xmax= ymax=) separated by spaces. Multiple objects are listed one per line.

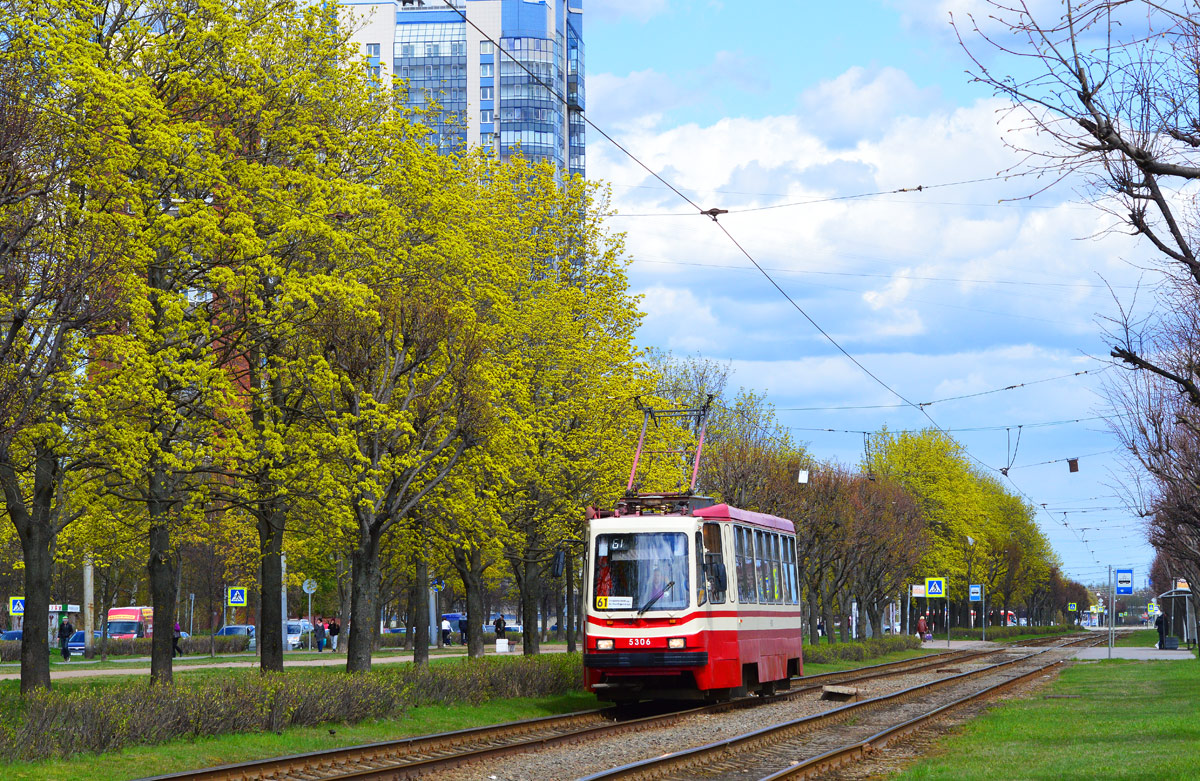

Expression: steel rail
xmin=577 ymin=649 xmax=1061 ymax=781
xmin=139 ymin=708 xmax=616 ymax=781
xmin=759 ymin=658 xmax=1067 ymax=780
xmin=143 ymin=639 xmax=1090 ymax=781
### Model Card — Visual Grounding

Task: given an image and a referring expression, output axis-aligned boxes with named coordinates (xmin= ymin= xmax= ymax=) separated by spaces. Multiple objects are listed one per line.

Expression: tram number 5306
xmin=626 ymin=638 xmax=652 ymax=647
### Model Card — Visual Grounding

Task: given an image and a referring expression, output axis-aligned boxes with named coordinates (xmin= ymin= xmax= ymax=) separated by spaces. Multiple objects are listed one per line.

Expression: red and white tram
xmin=583 ymin=494 xmax=804 ymax=702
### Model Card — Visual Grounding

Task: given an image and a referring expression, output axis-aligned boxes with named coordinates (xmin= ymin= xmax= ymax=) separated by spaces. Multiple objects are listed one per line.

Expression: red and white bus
xmin=583 ymin=494 xmax=804 ymax=702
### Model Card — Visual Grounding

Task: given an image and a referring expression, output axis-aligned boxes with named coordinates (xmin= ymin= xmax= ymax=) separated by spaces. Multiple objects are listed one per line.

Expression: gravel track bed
xmin=432 ymin=650 xmax=1044 ymax=781
xmin=652 ymin=652 xmax=1067 ymax=781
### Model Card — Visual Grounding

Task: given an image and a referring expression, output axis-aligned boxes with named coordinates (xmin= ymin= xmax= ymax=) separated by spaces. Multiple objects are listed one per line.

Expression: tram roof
xmin=694 ymin=503 xmax=795 ymax=534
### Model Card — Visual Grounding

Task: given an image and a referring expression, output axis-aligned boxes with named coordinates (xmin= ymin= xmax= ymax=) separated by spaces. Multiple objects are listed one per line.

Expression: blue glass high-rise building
xmin=339 ymin=0 xmax=584 ymax=179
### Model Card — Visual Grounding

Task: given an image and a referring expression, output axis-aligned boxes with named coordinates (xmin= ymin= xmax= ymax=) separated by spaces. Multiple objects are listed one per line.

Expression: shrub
xmin=802 ymin=635 xmax=921 ymax=665
xmin=0 ymin=653 xmax=583 ymax=761
xmin=948 ymin=624 xmax=1075 ymax=641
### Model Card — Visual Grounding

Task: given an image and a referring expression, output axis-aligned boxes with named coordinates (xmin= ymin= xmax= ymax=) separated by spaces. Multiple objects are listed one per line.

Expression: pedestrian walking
xmin=916 ymin=615 xmax=929 ymax=641
xmin=493 ymin=615 xmax=506 ymax=640
xmin=329 ymin=618 xmax=340 ymax=651
xmin=1155 ymin=612 xmax=1166 ymax=649
xmin=441 ymin=617 xmax=452 ymax=646
xmin=173 ymin=621 xmax=183 ymax=657
xmin=314 ymin=618 xmax=326 ymax=652
xmin=58 ymin=616 xmax=74 ymax=662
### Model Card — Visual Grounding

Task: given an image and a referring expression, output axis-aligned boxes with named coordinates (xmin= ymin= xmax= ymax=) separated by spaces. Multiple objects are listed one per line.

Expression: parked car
xmin=1 ymin=630 xmax=21 ymax=642
xmin=215 ymin=624 xmax=256 ymax=651
xmin=285 ymin=621 xmax=305 ymax=650
xmin=66 ymin=630 xmax=103 ymax=653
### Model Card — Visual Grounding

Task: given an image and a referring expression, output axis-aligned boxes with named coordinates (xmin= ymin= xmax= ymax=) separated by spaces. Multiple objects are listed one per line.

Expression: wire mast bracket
xmin=625 ymin=395 xmax=715 ymax=494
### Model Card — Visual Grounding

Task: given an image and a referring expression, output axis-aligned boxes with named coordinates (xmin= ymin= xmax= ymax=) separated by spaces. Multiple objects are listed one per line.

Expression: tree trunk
xmin=257 ymin=505 xmax=285 ymax=672
xmin=521 ymin=559 xmax=541 ymax=655
xmin=17 ymin=518 xmax=53 ymax=692
xmin=346 ymin=527 xmax=383 ymax=673
xmin=565 ymin=552 xmax=577 ymax=653
xmin=452 ymin=546 xmax=486 ymax=658
xmin=806 ymin=587 xmax=820 ymax=646
xmin=2 ymin=444 xmax=61 ymax=692
xmin=147 ymin=522 xmax=176 ymax=685
xmin=820 ymin=581 xmax=838 ymax=645
xmin=413 ymin=555 xmax=429 ymax=665
xmin=554 ymin=583 xmax=564 ymax=642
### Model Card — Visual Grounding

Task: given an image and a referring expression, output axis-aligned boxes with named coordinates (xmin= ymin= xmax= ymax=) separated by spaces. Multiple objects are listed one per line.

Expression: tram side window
xmin=694 ymin=531 xmax=707 ymax=607
xmin=736 ymin=526 xmax=756 ymax=603
xmin=702 ymin=523 xmax=727 ymax=604
xmin=754 ymin=530 xmax=769 ymax=603
xmin=785 ymin=536 xmax=797 ymax=604
xmin=772 ymin=533 xmax=783 ymax=604
xmin=771 ymin=532 xmax=782 ymax=604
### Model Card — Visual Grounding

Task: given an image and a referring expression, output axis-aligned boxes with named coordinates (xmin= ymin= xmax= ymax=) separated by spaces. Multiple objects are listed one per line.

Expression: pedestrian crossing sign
xmin=226 ymin=587 xmax=248 ymax=607
xmin=924 ymin=577 xmax=946 ymax=598
xmin=1068 ymin=602 xmax=1077 ymax=611
xmin=8 ymin=597 xmax=23 ymax=616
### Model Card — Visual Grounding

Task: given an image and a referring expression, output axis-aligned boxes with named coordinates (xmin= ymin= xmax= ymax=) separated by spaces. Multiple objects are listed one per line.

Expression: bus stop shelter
xmin=1157 ymin=588 xmax=1195 ymax=650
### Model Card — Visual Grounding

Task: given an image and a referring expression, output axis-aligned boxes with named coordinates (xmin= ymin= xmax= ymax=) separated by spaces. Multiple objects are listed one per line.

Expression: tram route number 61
xmin=595 ymin=595 xmax=633 ymax=610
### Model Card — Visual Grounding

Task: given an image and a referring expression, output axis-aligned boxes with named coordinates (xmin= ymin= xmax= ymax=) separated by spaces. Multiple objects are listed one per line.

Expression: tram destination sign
xmin=595 ymin=596 xmax=633 ymax=610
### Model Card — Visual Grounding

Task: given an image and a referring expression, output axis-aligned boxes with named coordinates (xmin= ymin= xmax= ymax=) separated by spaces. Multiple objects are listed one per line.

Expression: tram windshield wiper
xmin=638 ymin=580 xmax=675 ymax=615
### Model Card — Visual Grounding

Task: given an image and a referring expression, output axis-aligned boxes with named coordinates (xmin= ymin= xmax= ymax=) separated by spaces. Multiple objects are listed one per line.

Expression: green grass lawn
xmin=1114 ymin=628 xmax=1159 ymax=648
xmin=0 ymin=692 xmax=604 ymax=781
xmin=895 ymin=659 xmax=1200 ymax=780
xmin=801 ymin=648 xmax=947 ymax=676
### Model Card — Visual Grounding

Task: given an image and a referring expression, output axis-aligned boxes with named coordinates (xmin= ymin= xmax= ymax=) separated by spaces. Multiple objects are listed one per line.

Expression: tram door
xmin=699 ymin=523 xmax=737 ymax=688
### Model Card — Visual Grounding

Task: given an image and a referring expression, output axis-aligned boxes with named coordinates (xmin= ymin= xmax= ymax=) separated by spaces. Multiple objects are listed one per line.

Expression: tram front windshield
xmin=593 ymin=532 xmax=690 ymax=612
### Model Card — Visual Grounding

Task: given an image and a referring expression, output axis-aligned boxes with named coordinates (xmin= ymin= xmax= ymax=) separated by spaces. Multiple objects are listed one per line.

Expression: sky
xmin=581 ymin=0 xmax=1158 ymax=589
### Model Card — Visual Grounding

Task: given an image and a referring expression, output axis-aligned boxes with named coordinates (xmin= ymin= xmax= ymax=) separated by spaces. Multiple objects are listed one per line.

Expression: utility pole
xmin=1108 ymin=565 xmax=1114 ymax=659
xmin=83 ymin=557 xmax=94 ymax=657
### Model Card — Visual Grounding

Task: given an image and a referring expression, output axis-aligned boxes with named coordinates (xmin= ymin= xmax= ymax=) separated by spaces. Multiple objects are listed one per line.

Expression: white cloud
xmin=635 ymin=285 xmax=723 ymax=353
xmin=799 ymin=66 xmax=941 ymax=144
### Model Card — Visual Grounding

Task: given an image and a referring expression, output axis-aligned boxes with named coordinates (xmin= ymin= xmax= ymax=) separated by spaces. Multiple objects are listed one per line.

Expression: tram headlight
xmin=668 ymin=637 xmax=686 ymax=649
xmin=596 ymin=639 xmax=614 ymax=650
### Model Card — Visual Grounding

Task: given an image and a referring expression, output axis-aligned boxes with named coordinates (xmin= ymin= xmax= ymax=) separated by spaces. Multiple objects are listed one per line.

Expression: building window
xmin=400 ymin=43 xmax=414 ymax=57
xmin=481 ymin=109 xmax=493 ymax=123
xmin=426 ymin=65 xmax=434 ymax=78
xmin=425 ymin=42 xmax=438 ymax=56
xmin=366 ymin=43 xmax=380 ymax=58
xmin=481 ymin=132 xmax=494 ymax=146
xmin=480 ymin=63 xmax=493 ymax=77
xmin=480 ymin=40 xmax=493 ymax=55
xmin=481 ymin=86 xmax=493 ymax=100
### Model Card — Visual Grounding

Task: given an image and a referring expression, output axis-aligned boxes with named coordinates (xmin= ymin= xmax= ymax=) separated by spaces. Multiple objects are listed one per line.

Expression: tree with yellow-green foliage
xmin=0 ymin=0 xmax=161 ymax=692
xmin=865 ymin=428 xmax=1056 ymax=630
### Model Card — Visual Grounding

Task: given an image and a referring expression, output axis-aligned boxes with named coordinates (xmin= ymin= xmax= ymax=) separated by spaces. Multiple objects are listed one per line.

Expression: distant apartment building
xmin=339 ymin=0 xmax=585 ymax=179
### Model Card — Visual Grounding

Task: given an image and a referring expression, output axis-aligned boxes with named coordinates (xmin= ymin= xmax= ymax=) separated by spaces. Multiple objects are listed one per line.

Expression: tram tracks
xmin=581 ymin=634 xmax=1105 ymax=781
xmin=144 ymin=635 xmax=1096 ymax=781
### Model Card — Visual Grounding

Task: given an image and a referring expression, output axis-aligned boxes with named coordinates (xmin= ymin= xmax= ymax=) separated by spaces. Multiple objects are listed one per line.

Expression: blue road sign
xmin=8 ymin=597 xmax=23 ymax=616
xmin=1116 ymin=569 xmax=1133 ymax=595
xmin=925 ymin=577 xmax=946 ymax=598
xmin=969 ymin=584 xmax=982 ymax=602
xmin=226 ymin=587 xmax=247 ymax=607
